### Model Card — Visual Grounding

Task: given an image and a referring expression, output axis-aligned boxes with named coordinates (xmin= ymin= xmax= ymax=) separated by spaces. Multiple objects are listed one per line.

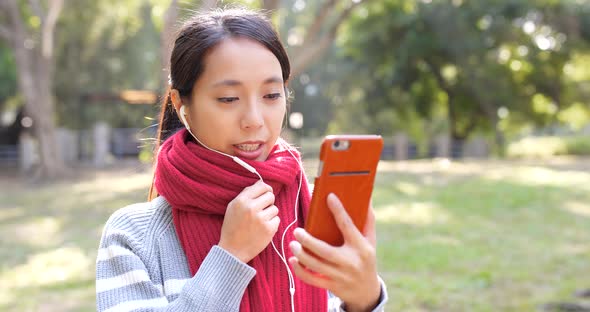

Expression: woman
xmin=96 ymin=7 xmax=388 ymax=312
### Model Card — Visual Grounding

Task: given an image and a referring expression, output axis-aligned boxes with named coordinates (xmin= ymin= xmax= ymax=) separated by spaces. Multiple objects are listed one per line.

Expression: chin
xmin=257 ymin=149 xmax=271 ymax=161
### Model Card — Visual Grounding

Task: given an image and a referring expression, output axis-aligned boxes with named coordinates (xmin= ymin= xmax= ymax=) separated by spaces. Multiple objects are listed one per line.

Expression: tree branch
xmin=300 ymin=0 xmax=337 ymax=47
xmin=41 ymin=0 xmax=63 ymax=59
xmin=0 ymin=3 xmax=14 ymax=42
xmin=291 ymin=0 xmax=366 ymax=77
xmin=291 ymin=31 xmax=333 ymax=78
xmin=330 ymin=1 xmax=360 ymax=34
xmin=5 ymin=0 xmax=28 ymax=43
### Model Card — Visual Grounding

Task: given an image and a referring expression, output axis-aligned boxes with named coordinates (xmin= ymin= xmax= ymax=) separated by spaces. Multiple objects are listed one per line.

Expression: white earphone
xmin=178 ymin=105 xmax=301 ymax=312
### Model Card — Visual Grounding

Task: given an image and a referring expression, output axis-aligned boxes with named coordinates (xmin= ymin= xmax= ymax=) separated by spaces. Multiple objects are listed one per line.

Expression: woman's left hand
xmin=289 ymin=193 xmax=381 ymax=312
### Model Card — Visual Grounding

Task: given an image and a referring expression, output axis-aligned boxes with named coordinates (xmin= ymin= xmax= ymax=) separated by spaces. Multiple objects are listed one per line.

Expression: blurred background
xmin=0 ymin=0 xmax=589 ymax=311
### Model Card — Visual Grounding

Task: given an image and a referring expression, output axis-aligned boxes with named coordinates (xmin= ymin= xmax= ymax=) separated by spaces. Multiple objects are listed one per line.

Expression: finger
xmin=259 ymin=205 xmax=279 ymax=221
xmin=293 ymin=228 xmax=343 ymax=265
xmin=249 ymin=191 xmax=275 ymax=211
xmin=268 ymin=215 xmax=280 ymax=233
xmin=363 ymin=205 xmax=377 ymax=248
xmin=243 ymin=180 xmax=273 ymax=198
xmin=289 ymin=241 xmax=343 ymax=280
xmin=327 ymin=193 xmax=364 ymax=245
xmin=288 ymin=257 xmax=332 ymax=290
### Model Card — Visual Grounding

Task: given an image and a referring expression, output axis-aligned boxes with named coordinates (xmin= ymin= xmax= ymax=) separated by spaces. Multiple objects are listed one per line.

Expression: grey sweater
xmin=96 ymin=196 xmax=388 ymax=311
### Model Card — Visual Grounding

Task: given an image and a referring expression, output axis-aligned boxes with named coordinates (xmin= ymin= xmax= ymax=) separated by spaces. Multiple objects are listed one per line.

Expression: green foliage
xmin=4 ymin=0 xmax=590 ymax=146
xmin=53 ymin=0 xmax=163 ymax=130
xmin=0 ymin=44 xmax=17 ymax=111
xmin=325 ymin=0 xmax=590 ymax=144
xmin=507 ymin=135 xmax=590 ymax=157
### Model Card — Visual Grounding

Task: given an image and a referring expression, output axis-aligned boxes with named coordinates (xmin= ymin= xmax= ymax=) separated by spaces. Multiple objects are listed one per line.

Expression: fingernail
xmin=328 ymin=193 xmax=339 ymax=205
xmin=293 ymin=227 xmax=305 ymax=238
xmin=289 ymin=241 xmax=301 ymax=254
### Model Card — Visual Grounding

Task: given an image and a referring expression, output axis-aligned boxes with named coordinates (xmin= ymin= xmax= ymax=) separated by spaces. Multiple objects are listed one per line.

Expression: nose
xmin=241 ymin=100 xmax=264 ymax=130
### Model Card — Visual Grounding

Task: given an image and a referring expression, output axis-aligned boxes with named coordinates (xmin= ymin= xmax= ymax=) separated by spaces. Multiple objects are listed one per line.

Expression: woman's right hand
xmin=219 ymin=180 xmax=280 ymax=263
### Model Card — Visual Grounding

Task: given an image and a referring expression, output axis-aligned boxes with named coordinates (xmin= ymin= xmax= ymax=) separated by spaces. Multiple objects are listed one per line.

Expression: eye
xmin=217 ymin=97 xmax=239 ymax=103
xmin=264 ymin=93 xmax=282 ymax=100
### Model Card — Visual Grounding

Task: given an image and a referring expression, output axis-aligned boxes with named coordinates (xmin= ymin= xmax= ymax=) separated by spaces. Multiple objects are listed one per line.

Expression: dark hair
xmin=150 ymin=8 xmax=291 ymax=199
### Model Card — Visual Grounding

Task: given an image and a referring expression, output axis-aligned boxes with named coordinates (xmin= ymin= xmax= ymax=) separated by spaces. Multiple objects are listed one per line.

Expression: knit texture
xmin=95 ymin=197 xmax=389 ymax=311
xmin=154 ymin=129 xmax=327 ymax=312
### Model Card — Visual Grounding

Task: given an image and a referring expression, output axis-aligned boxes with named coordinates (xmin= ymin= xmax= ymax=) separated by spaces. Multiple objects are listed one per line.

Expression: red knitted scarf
xmin=154 ymin=129 xmax=327 ymax=311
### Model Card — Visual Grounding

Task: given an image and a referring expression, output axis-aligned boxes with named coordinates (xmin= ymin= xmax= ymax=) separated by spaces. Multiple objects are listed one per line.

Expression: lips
xmin=234 ymin=143 xmax=262 ymax=152
xmin=232 ymin=141 xmax=266 ymax=160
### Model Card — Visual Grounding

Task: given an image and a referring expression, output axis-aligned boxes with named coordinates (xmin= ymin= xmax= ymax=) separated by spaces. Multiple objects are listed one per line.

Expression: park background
xmin=1 ymin=0 xmax=590 ymax=311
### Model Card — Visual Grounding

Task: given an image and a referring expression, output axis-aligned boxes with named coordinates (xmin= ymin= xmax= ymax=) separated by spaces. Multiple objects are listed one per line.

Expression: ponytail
xmin=148 ymin=87 xmax=184 ymax=200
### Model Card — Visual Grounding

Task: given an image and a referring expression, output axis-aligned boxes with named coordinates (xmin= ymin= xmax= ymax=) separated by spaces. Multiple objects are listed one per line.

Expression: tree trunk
xmin=447 ymin=93 xmax=459 ymax=141
xmin=424 ymin=59 xmax=464 ymax=143
xmin=2 ymin=0 xmax=65 ymax=179
xmin=160 ymin=0 xmax=220 ymax=90
xmin=160 ymin=0 xmax=179 ymax=89
xmin=492 ymin=114 xmax=505 ymax=156
xmin=12 ymin=42 xmax=64 ymax=178
xmin=36 ymin=57 xmax=64 ymax=178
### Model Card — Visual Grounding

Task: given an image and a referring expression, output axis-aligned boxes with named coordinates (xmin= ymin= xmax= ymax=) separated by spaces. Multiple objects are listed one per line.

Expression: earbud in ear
xmin=179 ymin=105 xmax=190 ymax=131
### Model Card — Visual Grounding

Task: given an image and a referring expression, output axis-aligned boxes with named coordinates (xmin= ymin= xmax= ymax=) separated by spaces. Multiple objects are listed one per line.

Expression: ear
xmin=170 ymin=89 xmax=182 ymax=112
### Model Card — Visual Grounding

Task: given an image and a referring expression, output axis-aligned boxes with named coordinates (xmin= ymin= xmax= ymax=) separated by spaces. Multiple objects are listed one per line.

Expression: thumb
xmin=327 ymin=193 xmax=364 ymax=246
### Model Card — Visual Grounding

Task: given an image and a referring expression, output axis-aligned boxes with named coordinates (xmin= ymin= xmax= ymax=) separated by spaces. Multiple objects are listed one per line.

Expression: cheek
xmin=190 ymin=104 xmax=234 ymax=142
xmin=268 ymin=104 xmax=287 ymax=129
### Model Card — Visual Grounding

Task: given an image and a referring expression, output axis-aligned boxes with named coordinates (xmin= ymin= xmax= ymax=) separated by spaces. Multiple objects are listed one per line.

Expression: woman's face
xmin=184 ymin=36 xmax=287 ymax=162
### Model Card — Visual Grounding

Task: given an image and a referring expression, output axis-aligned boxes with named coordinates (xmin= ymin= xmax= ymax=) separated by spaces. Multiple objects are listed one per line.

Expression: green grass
xmin=370 ymin=158 xmax=590 ymax=311
xmin=0 ymin=165 xmax=153 ymax=312
xmin=1 ymin=158 xmax=589 ymax=311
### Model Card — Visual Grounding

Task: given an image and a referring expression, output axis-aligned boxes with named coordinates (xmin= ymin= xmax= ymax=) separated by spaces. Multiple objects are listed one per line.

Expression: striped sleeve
xmin=328 ymin=277 xmax=388 ymax=312
xmin=96 ymin=205 xmax=256 ymax=312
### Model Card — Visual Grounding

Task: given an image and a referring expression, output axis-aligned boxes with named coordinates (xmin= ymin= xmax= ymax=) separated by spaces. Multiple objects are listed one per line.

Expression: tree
xmin=153 ymin=0 xmax=373 ymax=138
xmin=158 ymin=0 xmax=373 ymax=88
xmin=277 ymin=0 xmax=372 ymax=78
xmin=158 ymin=0 xmax=224 ymax=92
xmin=54 ymin=0 xmax=162 ymax=129
xmin=0 ymin=0 xmax=65 ymax=179
xmin=332 ymin=0 xmax=590 ymax=150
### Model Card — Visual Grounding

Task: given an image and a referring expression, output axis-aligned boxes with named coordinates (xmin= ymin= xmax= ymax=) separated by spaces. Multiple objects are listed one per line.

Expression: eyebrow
xmin=212 ymin=76 xmax=283 ymax=88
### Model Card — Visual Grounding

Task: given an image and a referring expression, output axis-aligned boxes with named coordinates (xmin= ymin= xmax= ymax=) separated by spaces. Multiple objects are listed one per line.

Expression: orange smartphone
xmin=305 ymin=135 xmax=383 ymax=246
